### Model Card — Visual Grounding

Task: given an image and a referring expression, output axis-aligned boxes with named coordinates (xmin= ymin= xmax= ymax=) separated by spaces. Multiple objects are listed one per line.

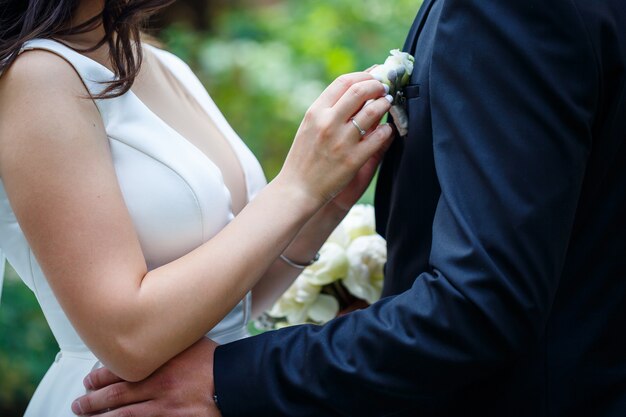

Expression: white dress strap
xmin=19 ymin=38 xmax=114 ymax=98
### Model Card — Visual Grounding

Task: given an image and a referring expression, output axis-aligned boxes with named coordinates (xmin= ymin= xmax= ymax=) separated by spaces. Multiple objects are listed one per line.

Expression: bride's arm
xmin=0 ymin=50 xmax=392 ymax=382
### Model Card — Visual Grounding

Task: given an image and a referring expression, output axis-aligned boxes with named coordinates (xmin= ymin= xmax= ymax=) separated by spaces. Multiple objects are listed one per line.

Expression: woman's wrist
xmin=282 ymin=201 xmax=347 ymax=263
xmin=270 ymin=172 xmax=326 ymax=218
xmin=325 ymin=197 xmax=352 ymax=218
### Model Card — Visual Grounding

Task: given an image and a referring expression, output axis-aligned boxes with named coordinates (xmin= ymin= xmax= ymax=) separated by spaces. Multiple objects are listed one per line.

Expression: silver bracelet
xmin=279 ymin=252 xmax=320 ymax=269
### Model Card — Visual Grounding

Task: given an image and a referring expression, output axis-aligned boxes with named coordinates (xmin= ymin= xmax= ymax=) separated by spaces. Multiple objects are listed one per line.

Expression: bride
xmin=0 ymin=0 xmax=393 ymax=415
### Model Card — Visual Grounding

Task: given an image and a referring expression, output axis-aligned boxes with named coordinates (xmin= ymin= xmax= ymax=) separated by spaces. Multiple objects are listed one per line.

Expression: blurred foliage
xmin=0 ymin=1 xmax=422 ymax=415
xmin=0 ymin=264 xmax=58 ymax=416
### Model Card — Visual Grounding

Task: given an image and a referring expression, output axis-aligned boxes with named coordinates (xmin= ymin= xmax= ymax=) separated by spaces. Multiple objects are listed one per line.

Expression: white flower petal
xmin=327 ymin=223 xmax=351 ymax=248
xmin=342 ymin=264 xmax=377 ymax=303
xmin=286 ymin=303 xmax=312 ymax=325
xmin=306 ymin=242 xmax=348 ymax=285
xmin=340 ymin=205 xmax=377 ymax=242
xmin=347 ymin=235 xmax=387 ymax=272
xmin=268 ymin=297 xmax=299 ymax=318
xmin=292 ymin=271 xmax=322 ymax=303
xmin=342 ymin=234 xmax=387 ymax=304
xmin=268 ymin=273 xmax=321 ymax=319
xmin=308 ymin=294 xmax=340 ymax=324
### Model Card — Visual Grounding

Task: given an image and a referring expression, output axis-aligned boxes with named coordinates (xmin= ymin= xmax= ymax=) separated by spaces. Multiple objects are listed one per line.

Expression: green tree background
xmin=0 ymin=0 xmax=422 ymax=415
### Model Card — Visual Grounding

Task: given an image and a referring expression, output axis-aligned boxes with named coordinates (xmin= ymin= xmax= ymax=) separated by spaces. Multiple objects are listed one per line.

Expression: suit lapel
xmin=403 ymin=0 xmax=437 ymax=54
xmin=377 ymin=0 xmax=438 ymax=238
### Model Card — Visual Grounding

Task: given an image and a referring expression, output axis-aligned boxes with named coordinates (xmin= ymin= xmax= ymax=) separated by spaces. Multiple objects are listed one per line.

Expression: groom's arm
xmin=213 ymin=0 xmax=598 ymax=415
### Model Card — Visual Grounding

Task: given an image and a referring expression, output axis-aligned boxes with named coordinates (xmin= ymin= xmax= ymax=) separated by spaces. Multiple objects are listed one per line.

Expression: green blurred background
xmin=0 ymin=0 xmax=421 ymax=415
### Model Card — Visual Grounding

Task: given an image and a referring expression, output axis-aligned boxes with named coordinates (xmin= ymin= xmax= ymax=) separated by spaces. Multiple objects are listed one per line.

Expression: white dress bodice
xmin=0 ymin=38 xmax=267 ymax=416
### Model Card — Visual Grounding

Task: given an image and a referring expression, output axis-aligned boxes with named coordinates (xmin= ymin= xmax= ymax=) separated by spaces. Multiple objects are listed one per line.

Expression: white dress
xmin=0 ymin=38 xmax=267 ymax=417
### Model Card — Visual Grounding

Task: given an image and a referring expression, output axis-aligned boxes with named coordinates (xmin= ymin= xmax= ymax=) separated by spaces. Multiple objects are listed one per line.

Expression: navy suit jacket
xmin=214 ymin=0 xmax=626 ymax=415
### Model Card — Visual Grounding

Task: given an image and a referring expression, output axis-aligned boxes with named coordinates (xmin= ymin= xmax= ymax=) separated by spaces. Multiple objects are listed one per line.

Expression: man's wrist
xmin=204 ymin=338 xmax=223 ymax=417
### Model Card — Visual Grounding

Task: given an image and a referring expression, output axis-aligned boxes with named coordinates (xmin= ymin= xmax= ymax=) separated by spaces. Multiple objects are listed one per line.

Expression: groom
xmin=75 ymin=0 xmax=626 ymax=415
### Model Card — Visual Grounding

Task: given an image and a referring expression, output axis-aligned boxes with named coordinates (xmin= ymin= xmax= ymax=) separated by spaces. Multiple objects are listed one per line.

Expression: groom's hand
xmin=72 ymin=337 xmax=222 ymax=417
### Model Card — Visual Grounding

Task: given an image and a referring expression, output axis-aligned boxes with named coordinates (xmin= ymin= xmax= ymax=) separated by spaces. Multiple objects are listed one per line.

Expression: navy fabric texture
xmin=214 ymin=0 xmax=626 ymax=415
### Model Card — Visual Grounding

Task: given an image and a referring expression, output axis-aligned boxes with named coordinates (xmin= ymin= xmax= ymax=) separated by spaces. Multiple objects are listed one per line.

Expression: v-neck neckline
xmin=140 ymin=44 xmax=250 ymax=213
xmin=49 ymin=38 xmax=250 ymax=212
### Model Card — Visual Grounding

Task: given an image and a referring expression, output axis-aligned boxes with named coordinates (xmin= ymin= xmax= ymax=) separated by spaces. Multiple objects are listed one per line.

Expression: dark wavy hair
xmin=0 ymin=0 xmax=175 ymax=98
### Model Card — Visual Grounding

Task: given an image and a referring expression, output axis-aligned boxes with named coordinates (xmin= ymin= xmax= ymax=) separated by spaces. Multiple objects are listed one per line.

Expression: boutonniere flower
xmin=371 ymin=49 xmax=415 ymax=137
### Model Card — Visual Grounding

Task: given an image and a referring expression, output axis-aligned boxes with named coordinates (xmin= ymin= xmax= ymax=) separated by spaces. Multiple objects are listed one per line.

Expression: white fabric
xmin=0 ymin=38 xmax=267 ymax=416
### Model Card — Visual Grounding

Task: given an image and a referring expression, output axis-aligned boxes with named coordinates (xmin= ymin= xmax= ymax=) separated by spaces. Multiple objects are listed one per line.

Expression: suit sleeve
xmin=213 ymin=1 xmax=598 ymax=415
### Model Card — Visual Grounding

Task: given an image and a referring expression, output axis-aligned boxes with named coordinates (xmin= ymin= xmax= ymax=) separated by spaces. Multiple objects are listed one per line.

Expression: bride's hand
xmin=277 ymin=72 xmax=393 ymax=207
xmin=329 ymin=66 xmax=396 ymax=212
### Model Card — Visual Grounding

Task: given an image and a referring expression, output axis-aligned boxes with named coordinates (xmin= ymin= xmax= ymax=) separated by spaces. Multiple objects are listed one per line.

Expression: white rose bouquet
xmin=256 ymin=204 xmax=387 ymax=330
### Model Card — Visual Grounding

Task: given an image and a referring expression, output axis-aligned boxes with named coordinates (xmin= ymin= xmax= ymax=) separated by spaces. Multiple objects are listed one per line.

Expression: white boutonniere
xmin=370 ymin=49 xmax=415 ymax=137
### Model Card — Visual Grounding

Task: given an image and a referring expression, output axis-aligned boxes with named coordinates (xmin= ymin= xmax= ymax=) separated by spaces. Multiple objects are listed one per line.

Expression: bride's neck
xmin=55 ymin=0 xmax=124 ymax=69
xmin=57 ymin=0 xmax=107 ymax=50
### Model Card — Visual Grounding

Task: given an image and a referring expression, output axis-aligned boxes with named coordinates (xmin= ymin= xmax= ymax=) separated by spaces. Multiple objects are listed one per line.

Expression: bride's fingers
xmin=356 ymin=123 xmax=395 ymax=162
xmin=314 ymin=72 xmax=374 ymax=109
xmin=333 ymin=79 xmax=390 ymax=122
xmin=349 ymin=96 xmax=393 ymax=135
xmin=83 ymin=367 xmax=124 ymax=390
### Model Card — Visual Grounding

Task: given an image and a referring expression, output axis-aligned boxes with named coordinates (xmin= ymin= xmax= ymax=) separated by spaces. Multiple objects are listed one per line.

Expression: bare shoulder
xmin=0 ymin=48 xmax=94 ymax=100
xmin=0 ymin=48 xmax=105 ymax=170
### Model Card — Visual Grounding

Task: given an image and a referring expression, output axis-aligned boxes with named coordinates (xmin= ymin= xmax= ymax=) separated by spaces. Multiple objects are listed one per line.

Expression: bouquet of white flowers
xmin=256 ymin=204 xmax=387 ymax=330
